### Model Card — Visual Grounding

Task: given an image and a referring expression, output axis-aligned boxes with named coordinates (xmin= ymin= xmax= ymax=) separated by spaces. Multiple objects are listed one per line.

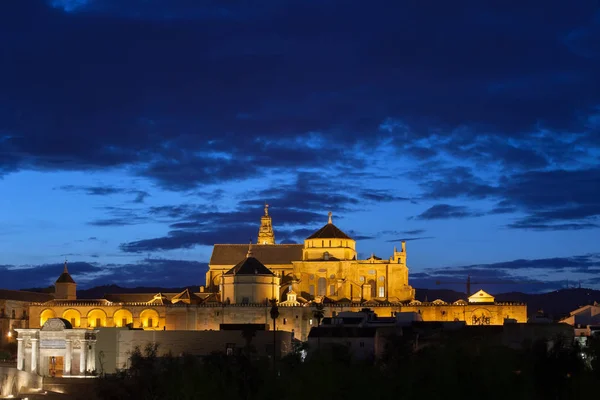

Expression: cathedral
xmin=25 ymin=207 xmax=527 ymax=348
xmin=208 ymin=205 xmax=415 ymax=305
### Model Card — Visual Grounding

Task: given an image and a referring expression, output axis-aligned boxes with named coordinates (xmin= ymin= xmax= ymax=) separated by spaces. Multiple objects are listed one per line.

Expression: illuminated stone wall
xmin=28 ymin=304 xmax=167 ymax=330
xmin=31 ymin=301 xmax=526 ymax=342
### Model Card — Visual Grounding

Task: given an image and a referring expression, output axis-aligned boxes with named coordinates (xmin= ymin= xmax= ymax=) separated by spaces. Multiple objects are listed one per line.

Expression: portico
xmin=15 ymin=318 xmax=98 ymax=377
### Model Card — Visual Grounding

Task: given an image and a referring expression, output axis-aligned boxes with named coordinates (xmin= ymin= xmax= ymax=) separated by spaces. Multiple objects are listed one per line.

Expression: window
xmin=147 ymin=318 xmax=153 ymax=328
xmin=283 ymin=318 xmax=287 ymax=325
xmin=122 ymin=318 xmax=128 ymax=327
xmin=329 ymin=285 xmax=335 ymax=296
xmin=96 ymin=318 xmax=102 ymax=327
xmin=309 ymin=285 xmax=315 ymax=296
xmin=321 ymin=240 xmax=324 ymax=247
xmin=378 ymin=287 xmax=385 ymax=298
xmin=317 ymin=278 xmax=327 ymax=296
xmin=329 ymin=240 xmax=331 ymax=247
xmin=11 ymin=310 xmax=15 ymax=319
xmin=70 ymin=318 xmax=76 ymax=326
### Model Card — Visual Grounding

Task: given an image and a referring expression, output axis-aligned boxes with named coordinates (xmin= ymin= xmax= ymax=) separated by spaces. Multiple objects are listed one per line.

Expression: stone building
xmin=0 ymin=289 xmax=53 ymax=348
xmin=15 ymin=318 xmax=97 ymax=377
xmin=24 ymin=208 xmax=527 ymax=348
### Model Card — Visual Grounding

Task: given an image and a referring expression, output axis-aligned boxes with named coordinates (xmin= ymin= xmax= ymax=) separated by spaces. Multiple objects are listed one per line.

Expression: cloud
xmin=410 ymin=253 xmax=600 ymax=293
xmin=386 ymin=236 xmax=435 ymax=242
xmin=1 ymin=1 xmax=598 ymax=196
xmin=59 ymin=185 xmax=150 ymax=203
xmin=414 ymin=204 xmax=482 ymax=220
xmin=2 ymin=258 xmax=208 ymax=290
xmin=1 ymin=261 xmax=102 ymax=290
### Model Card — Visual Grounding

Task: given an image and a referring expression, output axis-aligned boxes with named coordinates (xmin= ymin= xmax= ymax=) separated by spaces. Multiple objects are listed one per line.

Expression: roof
xmin=171 ymin=289 xmax=202 ymax=304
xmin=225 ymin=257 xmax=275 ymax=276
xmin=0 ymin=289 xmax=54 ymax=303
xmin=56 ymin=272 xmax=75 ymax=284
xmin=210 ymin=244 xmax=303 ymax=265
xmin=306 ymin=223 xmax=352 ymax=240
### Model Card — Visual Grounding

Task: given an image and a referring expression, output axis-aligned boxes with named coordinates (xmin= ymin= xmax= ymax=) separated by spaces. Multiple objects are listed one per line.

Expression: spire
xmin=328 ymin=211 xmax=332 ymax=224
xmin=63 ymin=259 xmax=69 ymax=274
xmin=247 ymin=239 xmax=253 ymax=258
xmin=257 ymin=204 xmax=275 ymax=245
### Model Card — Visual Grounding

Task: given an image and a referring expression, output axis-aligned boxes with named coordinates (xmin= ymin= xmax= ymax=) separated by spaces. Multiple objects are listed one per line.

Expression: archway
xmin=40 ymin=309 xmax=56 ymax=326
xmin=62 ymin=309 xmax=81 ymax=327
xmin=113 ymin=309 xmax=133 ymax=327
xmin=87 ymin=309 xmax=107 ymax=328
xmin=140 ymin=309 xmax=160 ymax=329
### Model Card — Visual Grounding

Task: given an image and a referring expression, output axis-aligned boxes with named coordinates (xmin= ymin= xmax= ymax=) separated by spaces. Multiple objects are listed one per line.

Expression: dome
xmin=306 ymin=212 xmax=352 ymax=240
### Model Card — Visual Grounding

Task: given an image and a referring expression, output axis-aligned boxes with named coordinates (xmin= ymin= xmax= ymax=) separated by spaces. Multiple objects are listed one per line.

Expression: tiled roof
xmin=225 ymin=257 xmax=275 ymax=276
xmin=210 ymin=244 xmax=303 ymax=265
xmin=306 ymin=223 xmax=352 ymax=240
xmin=0 ymin=289 xmax=54 ymax=303
xmin=56 ymin=272 xmax=75 ymax=284
xmin=171 ymin=289 xmax=202 ymax=304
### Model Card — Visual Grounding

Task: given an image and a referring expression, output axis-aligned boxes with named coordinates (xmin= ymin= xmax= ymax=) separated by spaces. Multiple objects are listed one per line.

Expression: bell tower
xmin=257 ymin=204 xmax=275 ymax=245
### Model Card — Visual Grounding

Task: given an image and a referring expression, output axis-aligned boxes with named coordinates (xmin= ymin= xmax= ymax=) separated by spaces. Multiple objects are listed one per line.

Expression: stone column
xmin=16 ymin=338 xmax=24 ymax=370
xmin=30 ymin=338 xmax=39 ymax=374
xmin=79 ymin=340 xmax=87 ymax=374
xmin=86 ymin=341 xmax=96 ymax=372
xmin=64 ymin=339 xmax=72 ymax=376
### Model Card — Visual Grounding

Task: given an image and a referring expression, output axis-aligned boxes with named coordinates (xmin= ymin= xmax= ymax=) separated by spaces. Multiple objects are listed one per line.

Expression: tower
xmin=55 ymin=260 xmax=77 ymax=300
xmin=257 ymin=204 xmax=275 ymax=245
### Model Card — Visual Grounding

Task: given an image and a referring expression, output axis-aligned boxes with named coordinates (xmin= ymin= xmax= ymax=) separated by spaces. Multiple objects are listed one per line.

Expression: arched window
xmin=40 ymin=309 xmax=56 ymax=326
xmin=113 ymin=309 xmax=134 ymax=327
xmin=62 ymin=309 xmax=81 ymax=327
xmin=317 ymin=277 xmax=327 ymax=296
xmin=368 ymin=279 xmax=376 ymax=298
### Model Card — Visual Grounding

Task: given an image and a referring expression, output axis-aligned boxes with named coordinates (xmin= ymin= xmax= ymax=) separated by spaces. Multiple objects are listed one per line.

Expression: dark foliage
xmin=97 ymin=336 xmax=600 ymax=400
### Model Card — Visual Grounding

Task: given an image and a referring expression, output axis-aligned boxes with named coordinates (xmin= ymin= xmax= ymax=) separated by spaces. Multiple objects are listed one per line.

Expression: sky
xmin=0 ymin=0 xmax=599 ymax=293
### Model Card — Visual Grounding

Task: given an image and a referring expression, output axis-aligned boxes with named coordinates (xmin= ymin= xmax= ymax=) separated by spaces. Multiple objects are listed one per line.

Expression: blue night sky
xmin=1 ymin=0 xmax=599 ymax=293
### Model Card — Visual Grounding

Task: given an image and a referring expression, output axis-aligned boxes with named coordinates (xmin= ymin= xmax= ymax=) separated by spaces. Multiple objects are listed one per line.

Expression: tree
xmin=269 ymin=299 xmax=279 ymax=360
xmin=312 ymin=302 xmax=325 ymax=326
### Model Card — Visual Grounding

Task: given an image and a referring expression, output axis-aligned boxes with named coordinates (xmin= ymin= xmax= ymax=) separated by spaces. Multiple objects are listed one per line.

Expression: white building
xmin=15 ymin=318 xmax=98 ymax=377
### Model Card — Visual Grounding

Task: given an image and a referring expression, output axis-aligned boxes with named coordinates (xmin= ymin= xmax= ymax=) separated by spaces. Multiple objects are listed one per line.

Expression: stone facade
xmin=24 ymin=210 xmax=527 ymax=344
xmin=16 ymin=318 xmax=98 ymax=377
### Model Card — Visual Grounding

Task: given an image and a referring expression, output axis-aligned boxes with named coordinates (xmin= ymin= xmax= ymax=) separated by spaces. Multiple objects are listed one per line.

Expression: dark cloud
xmin=0 ymin=0 xmax=598 ymax=196
xmin=59 ymin=185 xmax=150 ymax=203
xmin=386 ymin=236 xmax=435 ymax=242
xmin=414 ymin=204 xmax=482 ymax=220
xmin=0 ymin=261 xmax=102 ymax=289
xmin=401 ymin=229 xmax=426 ymax=235
xmin=411 ymin=254 xmax=600 ymax=293
xmin=410 ymin=254 xmax=600 ymax=294
xmin=1 ymin=258 xmax=207 ymax=290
